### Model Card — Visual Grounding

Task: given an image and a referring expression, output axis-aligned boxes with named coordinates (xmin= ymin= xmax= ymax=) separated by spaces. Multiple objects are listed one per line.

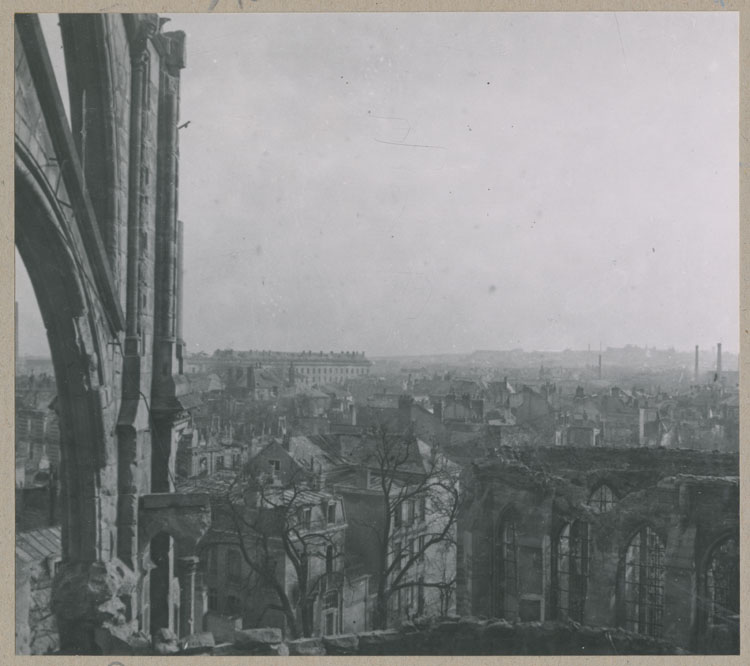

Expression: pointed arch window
xmin=705 ymin=535 xmax=739 ymax=628
xmin=589 ymin=484 xmax=616 ymax=513
xmin=493 ymin=511 xmax=519 ymax=619
xmin=623 ymin=525 xmax=665 ymax=637
xmin=553 ymin=521 xmax=590 ymax=622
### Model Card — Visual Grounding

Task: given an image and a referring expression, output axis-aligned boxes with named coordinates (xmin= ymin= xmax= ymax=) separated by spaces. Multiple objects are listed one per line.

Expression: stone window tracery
xmin=553 ymin=520 xmax=590 ymax=622
xmin=494 ymin=511 xmax=518 ymax=619
xmin=705 ymin=535 xmax=739 ymax=628
xmin=623 ymin=525 xmax=665 ymax=638
xmin=589 ymin=484 xmax=616 ymax=513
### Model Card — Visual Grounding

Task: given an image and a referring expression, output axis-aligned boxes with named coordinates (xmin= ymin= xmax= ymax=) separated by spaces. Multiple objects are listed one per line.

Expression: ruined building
xmin=457 ymin=447 xmax=739 ymax=654
xmin=15 ymin=13 xmax=211 ymax=653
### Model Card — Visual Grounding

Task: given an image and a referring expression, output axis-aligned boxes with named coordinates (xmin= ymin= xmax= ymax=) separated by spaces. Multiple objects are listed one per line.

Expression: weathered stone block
xmin=288 ymin=637 xmax=325 ymax=656
xmin=479 ymin=619 xmax=515 ymax=654
xmin=208 ymin=641 xmax=236 ymax=655
xmin=179 ymin=631 xmax=215 ymax=655
xmin=96 ymin=626 xmax=152 ymax=655
xmin=233 ymin=626 xmax=283 ymax=648
xmin=154 ymin=641 xmax=179 ymax=655
xmin=322 ymin=633 xmax=359 ymax=654
xmin=125 ymin=632 xmax=153 ymax=655
xmin=52 ymin=559 xmax=136 ymax=625
xmin=433 ymin=617 xmax=485 ymax=654
xmin=357 ymin=629 xmax=402 ymax=655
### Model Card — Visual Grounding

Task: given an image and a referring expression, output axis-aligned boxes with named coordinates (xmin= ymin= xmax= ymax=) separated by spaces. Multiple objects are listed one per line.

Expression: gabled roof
xmin=288 ymin=435 xmax=341 ymax=469
xmin=254 ymin=367 xmax=287 ymax=387
xmin=187 ymin=372 xmax=225 ymax=393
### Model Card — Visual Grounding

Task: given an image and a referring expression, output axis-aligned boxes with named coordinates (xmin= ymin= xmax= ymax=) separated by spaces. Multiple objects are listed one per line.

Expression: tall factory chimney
xmin=694 ymin=345 xmax=699 ymax=383
xmin=716 ymin=342 xmax=722 ymax=380
xmin=598 ymin=353 xmax=602 ymax=380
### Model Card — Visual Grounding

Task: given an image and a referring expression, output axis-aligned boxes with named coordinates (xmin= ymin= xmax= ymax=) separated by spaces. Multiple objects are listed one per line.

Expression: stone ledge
xmin=52 ymin=618 xmax=697 ymax=656
xmin=288 ymin=637 xmax=325 ymax=656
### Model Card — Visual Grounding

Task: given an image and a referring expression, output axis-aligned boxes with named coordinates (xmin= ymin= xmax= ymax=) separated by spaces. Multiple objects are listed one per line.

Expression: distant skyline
xmin=16 ymin=12 xmax=739 ymax=357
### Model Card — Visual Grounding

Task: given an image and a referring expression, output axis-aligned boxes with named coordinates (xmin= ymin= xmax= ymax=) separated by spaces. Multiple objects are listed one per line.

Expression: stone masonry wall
xmin=456 ymin=447 xmax=739 ymax=653
xmin=106 ymin=619 xmax=689 ymax=656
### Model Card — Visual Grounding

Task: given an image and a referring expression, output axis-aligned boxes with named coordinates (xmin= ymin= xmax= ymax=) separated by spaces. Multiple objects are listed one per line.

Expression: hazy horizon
xmin=15 ymin=12 xmax=739 ymax=358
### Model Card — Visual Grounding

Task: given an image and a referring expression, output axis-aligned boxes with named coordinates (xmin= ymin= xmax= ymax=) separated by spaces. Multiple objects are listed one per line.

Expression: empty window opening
xmin=623 ymin=525 xmax=665 ymax=638
xmin=494 ymin=512 xmax=518 ymax=620
xmin=589 ymin=484 xmax=616 ymax=513
xmin=705 ymin=535 xmax=739 ymax=628
xmin=553 ymin=521 xmax=590 ymax=623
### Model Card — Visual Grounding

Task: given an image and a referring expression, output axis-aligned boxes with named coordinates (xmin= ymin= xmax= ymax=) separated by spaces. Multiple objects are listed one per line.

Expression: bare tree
xmin=347 ymin=424 xmax=462 ymax=630
xmin=203 ymin=466 xmax=343 ymax=638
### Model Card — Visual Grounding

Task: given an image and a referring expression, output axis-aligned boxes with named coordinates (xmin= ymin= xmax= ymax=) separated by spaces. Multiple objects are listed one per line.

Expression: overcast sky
xmin=17 ymin=11 xmax=739 ymax=357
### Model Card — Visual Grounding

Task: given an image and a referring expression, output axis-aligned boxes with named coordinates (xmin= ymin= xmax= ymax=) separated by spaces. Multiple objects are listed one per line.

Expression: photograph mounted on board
xmin=13 ymin=9 xmax=739 ymax=656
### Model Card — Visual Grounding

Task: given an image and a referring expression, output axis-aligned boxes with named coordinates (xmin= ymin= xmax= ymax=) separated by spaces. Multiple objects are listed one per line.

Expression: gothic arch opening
xmin=700 ymin=533 xmax=739 ymax=653
xmin=493 ymin=506 xmax=519 ymax=620
xmin=552 ymin=520 xmax=590 ymax=622
xmin=15 ymin=162 xmax=116 ymax=564
xmin=621 ymin=524 xmax=665 ymax=638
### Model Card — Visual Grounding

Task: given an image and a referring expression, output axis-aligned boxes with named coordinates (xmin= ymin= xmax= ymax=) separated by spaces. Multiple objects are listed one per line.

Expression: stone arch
xmin=695 ymin=530 xmax=739 ymax=653
xmin=16 ymin=11 xmax=193 ymax=652
xmin=616 ymin=523 xmax=666 ymax=638
xmin=588 ymin=481 xmax=618 ymax=513
xmin=15 ymin=157 xmax=117 ymax=565
xmin=550 ymin=519 xmax=590 ymax=622
xmin=492 ymin=504 xmax=520 ymax=619
xmin=494 ymin=502 xmax=520 ymax=531
xmin=137 ymin=495 xmax=210 ymax=638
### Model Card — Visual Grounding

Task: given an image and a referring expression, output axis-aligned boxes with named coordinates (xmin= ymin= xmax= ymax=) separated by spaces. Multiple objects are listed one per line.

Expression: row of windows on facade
xmin=299 ymin=366 xmax=368 ymax=375
xmin=393 ymin=495 xmax=428 ymax=528
xmin=492 ymin=514 xmax=738 ymax=639
xmin=198 ymin=453 xmax=242 ymax=473
xmin=392 ymin=534 xmax=429 ymax=570
xmin=291 ymin=503 xmax=337 ymax=530
xmin=207 ymin=543 xmax=339 ymax=581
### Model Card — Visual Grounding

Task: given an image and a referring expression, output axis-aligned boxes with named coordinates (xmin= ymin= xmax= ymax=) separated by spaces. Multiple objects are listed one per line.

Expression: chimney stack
xmin=717 ymin=342 xmax=722 ymax=379
xmin=694 ymin=345 xmax=699 ymax=383
xmin=598 ymin=354 xmax=602 ymax=380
